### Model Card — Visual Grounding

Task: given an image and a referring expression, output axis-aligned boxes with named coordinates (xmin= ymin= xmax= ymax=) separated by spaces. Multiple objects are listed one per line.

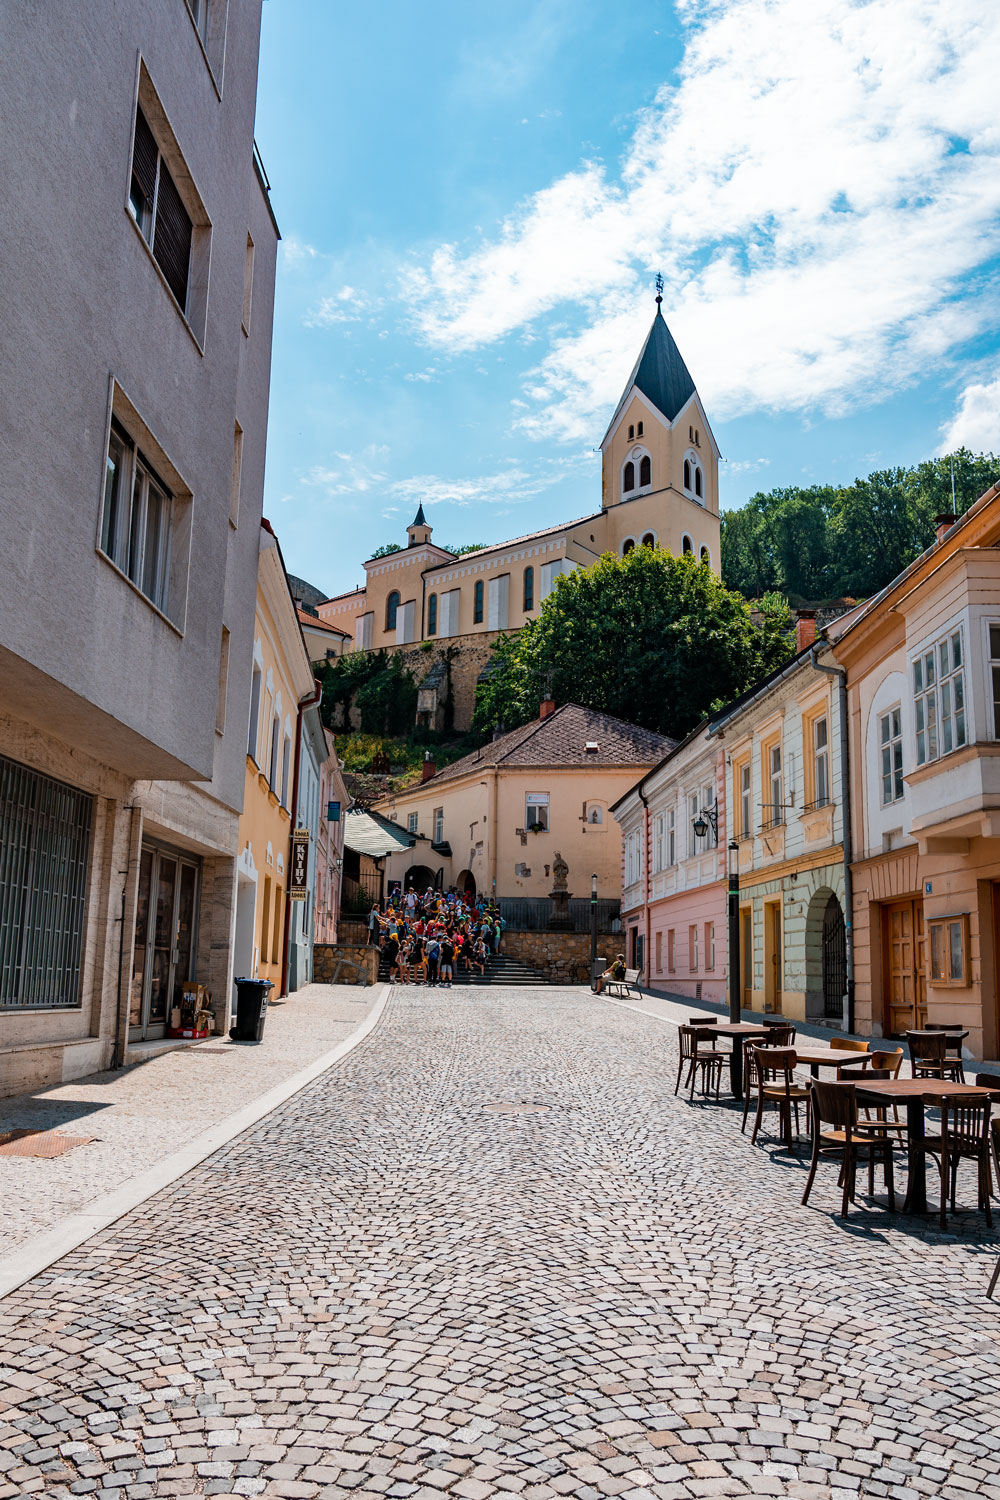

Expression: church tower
xmin=597 ymin=283 xmax=721 ymax=571
xmin=406 ymin=503 xmax=432 ymax=548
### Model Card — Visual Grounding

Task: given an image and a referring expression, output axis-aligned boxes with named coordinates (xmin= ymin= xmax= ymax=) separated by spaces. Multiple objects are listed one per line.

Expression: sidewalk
xmin=598 ymin=983 xmax=1000 ymax=1072
xmin=0 ymin=982 xmax=386 ymax=1259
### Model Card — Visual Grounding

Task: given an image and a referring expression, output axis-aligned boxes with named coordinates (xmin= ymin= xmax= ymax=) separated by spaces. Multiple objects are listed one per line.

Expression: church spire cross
xmin=655 ymin=271 xmax=663 ymax=307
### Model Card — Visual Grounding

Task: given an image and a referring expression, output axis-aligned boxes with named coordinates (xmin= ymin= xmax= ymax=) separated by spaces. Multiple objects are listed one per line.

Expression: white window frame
xmin=768 ymin=744 xmax=783 ymax=827
xmin=989 ymin=624 xmax=1000 ymax=739
xmin=688 ymin=792 xmax=701 ymax=856
xmin=432 ymin=807 xmax=445 ymax=844
xmin=913 ymin=627 xmax=966 ymax=766
xmin=407 ymin=812 xmax=418 ymax=835
xmin=526 ymin=792 xmax=549 ymax=832
xmin=653 ymin=814 xmax=665 ymax=872
xmin=880 ymin=705 xmax=904 ymax=805
xmin=100 ymin=419 xmax=173 ymax=615
xmin=740 ymin=762 xmax=751 ymax=838
xmin=813 ymin=716 xmax=830 ymax=807
xmin=667 ymin=807 xmax=676 ymax=865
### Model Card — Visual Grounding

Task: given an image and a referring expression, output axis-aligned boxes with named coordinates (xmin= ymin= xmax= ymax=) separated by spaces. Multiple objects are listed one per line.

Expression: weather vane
xmin=655 ymin=272 xmax=663 ymax=306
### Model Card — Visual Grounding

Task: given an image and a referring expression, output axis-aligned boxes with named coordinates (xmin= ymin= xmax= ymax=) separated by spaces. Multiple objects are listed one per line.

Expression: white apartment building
xmin=0 ymin=0 xmax=279 ymax=1092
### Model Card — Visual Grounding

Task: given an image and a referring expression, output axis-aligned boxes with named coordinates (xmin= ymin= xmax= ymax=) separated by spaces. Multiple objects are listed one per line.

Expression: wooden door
xmin=883 ymin=899 xmax=927 ymax=1035
xmin=764 ymin=901 xmax=782 ymax=1012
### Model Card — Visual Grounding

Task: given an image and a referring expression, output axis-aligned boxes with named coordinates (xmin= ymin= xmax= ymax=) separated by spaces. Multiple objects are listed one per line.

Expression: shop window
xmin=928 ymin=914 xmax=970 ymax=986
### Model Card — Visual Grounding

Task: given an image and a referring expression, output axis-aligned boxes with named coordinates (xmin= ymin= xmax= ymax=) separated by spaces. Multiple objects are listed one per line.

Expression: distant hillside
xmin=721 ymin=449 xmax=999 ymax=602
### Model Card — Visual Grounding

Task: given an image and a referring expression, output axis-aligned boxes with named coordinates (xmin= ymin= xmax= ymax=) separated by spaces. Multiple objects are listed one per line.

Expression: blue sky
xmin=255 ymin=0 xmax=1000 ymax=598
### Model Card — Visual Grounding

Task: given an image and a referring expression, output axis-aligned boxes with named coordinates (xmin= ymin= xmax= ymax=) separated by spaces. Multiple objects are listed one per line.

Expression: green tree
xmin=474 ymin=548 xmax=794 ymax=740
xmin=369 ymin=542 xmax=402 ymax=559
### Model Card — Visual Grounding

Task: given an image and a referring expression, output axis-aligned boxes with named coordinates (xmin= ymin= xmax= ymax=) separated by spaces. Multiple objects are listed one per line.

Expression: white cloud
xmin=280 ymin=236 xmax=318 ymax=268
xmin=939 ymin=371 xmax=1000 ymax=453
xmin=726 ymin=457 xmax=771 ymax=474
xmin=409 ymin=0 xmax=1000 ymax=440
xmin=404 ymin=368 xmax=439 ymax=383
xmin=305 ymin=285 xmax=372 ymax=327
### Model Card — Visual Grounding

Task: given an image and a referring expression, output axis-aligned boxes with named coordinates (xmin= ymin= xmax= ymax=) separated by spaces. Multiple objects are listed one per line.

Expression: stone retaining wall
xmin=503 ymin=930 xmax=616 ymax=986
xmin=313 ymin=943 xmax=378 ymax=986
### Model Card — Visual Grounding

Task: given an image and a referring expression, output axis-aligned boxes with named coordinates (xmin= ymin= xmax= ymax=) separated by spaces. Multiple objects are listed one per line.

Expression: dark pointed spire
xmin=600 ymin=297 xmax=697 ymax=446
xmin=411 ymin=503 xmax=427 ymax=529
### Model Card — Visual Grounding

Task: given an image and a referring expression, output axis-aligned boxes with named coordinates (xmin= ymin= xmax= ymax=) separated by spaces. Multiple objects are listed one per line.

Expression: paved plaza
xmin=1 ymin=986 xmax=999 ymax=1500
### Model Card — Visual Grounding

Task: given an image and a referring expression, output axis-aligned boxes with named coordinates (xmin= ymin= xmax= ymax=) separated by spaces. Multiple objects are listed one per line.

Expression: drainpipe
xmin=113 ymin=804 xmax=142 ymax=1069
xmin=810 ymin=645 xmax=854 ymax=1032
xmin=280 ymin=678 xmax=322 ymax=999
xmin=637 ymin=785 xmax=651 ymax=986
xmin=488 ymin=768 xmax=499 ymax=898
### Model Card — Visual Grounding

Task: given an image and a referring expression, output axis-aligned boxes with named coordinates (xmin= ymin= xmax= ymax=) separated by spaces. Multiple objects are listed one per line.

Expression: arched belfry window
xmin=682 ymin=535 xmax=693 ymax=555
xmin=623 ymin=460 xmax=635 ymax=494
xmin=700 ymin=546 xmax=710 ymax=565
xmin=639 ymin=454 xmax=651 ymax=487
xmin=695 ymin=467 xmax=703 ymax=499
xmin=622 ymin=537 xmax=636 ymax=556
xmin=684 ymin=450 xmax=704 ymax=504
xmin=386 ymin=590 xmax=400 ymax=630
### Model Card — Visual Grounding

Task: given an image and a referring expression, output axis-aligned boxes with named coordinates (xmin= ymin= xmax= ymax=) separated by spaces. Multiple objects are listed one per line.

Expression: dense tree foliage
xmin=721 ymin=449 xmax=1000 ymax=601
xmin=368 ymin=540 xmax=488 ymax=560
xmin=474 ymin=547 xmax=793 ymax=740
xmin=318 ymin=651 xmax=418 ymax=736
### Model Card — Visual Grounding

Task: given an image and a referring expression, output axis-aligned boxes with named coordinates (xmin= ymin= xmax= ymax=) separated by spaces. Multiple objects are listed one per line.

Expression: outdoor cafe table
xmin=705 ymin=1022 xmax=780 ymax=1099
xmin=854 ymin=1079 xmax=992 ymax=1214
xmin=793 ymin=1046 xmax=873 ymax=1077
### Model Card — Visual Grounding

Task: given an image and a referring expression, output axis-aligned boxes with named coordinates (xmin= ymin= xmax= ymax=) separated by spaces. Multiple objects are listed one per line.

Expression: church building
xmin=317 ymin=297 xmax=720 ymax=651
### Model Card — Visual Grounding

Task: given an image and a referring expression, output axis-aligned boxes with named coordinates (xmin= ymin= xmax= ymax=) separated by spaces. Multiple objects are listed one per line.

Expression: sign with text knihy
xmin=289 ymin=828 xmax=310 ymax=900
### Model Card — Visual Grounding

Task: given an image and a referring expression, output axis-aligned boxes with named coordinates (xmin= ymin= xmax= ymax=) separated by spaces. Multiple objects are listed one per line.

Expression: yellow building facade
xmin=318 ymin=303 xmax=720 ymax=651
xmin=234 ymin=522 xmax=317 ymax=993
xmin=375 ymin=703 xmax=673 ymax=902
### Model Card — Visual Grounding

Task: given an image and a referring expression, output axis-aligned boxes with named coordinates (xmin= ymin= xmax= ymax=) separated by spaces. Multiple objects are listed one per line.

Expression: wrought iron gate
xmin=822 ymin=894 xmax=847 ymax=1019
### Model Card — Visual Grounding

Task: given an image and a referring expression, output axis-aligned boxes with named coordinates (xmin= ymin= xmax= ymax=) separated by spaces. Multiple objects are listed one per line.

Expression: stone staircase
xmin=377 ymin=951 xmax=549 ymax=987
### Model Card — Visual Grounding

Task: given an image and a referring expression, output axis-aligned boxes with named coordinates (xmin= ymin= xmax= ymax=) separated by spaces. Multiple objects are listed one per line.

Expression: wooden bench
xmin=605 ymin=967 xmax=641 ymax=999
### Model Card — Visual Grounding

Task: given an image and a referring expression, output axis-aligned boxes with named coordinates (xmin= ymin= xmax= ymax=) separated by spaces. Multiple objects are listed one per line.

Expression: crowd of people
xmin=367 ymin=885 xmax=506 ymax=987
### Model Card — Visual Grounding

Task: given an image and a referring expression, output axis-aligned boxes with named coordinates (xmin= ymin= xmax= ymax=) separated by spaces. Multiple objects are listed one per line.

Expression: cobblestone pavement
xmin=0 ymin=984 xmax=379 ymax=1255
xmin=2 ymin=985 xmax=999 ymax=1500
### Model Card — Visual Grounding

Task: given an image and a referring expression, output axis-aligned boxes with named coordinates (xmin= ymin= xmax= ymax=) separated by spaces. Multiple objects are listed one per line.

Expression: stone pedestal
xmin=547 ymin=888 xmax=575 ymax=931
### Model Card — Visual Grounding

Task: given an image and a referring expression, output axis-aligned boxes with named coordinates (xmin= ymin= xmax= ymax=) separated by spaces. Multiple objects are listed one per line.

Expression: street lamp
xmin=590 ymin=872 xmax=599 ymax=989
xmin=727 ymin=838 xmax=743 ymax=1098
xmin=692 ymin=800 xmax=719 ymax=843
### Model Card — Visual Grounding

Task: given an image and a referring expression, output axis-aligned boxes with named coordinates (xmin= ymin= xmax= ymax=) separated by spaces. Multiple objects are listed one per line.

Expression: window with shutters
xmin=126 ymin=73 xmax=210 ymax=342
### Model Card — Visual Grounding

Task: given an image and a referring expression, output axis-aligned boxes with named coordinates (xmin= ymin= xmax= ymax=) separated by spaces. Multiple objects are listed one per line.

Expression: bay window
xmin=913 ymin=629 xmax=966 ymax=765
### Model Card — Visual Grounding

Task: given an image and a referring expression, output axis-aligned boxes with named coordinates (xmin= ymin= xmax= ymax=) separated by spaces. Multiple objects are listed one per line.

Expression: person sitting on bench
xmin=596 ymin=955 xmax=627 ymax=994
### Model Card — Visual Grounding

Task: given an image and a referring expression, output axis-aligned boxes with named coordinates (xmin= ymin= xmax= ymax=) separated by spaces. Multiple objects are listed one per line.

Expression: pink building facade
xmin=315 ymin=730 xmax=348 ymax=945
xmin=613 ymin=724 xmax=729 ymax=1002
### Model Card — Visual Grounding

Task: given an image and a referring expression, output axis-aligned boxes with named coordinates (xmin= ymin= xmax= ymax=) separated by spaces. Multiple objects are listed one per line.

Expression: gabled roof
xmin=297 ymin=608 xmax=349 ymax=637
xmin=601 ymin=310 xmax=697 ymax=446
xmin=342 ymin=809 xmax=416 ymax=858
xmin=422 ymin=704 xmax=674 ymax=789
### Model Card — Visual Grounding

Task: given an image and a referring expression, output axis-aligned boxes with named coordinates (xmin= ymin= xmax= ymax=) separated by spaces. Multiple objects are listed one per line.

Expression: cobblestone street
xmin=2 ymin=985 xmax=999 ymax=1500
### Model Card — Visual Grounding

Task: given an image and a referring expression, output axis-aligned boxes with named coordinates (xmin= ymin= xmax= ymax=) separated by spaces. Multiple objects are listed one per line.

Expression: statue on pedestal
xmin=547 ymin=850 xmax=574 ymax=931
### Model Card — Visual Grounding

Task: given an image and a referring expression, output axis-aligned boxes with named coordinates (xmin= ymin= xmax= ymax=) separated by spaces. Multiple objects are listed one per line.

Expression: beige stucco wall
xmin=380 ymin=761 xmax=650 ymax=901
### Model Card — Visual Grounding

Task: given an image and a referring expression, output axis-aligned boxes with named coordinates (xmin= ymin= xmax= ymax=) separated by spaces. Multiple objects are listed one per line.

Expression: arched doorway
xmin=456 ymin=869 xmax=476 ymax=901
xmin=404 ymin=864 xmax=435 ymax=893
xmin=822 ymin=893 xmax=847 ymax=1021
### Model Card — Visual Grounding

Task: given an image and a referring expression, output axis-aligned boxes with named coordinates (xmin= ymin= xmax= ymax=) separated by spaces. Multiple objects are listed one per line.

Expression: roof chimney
xmin=935 ymin=512 xmax=957 ymax=542
xmin=539 ymin=697 xmax=556 ymax=720
xmin=420 ymin=750 xmax=436 ymax=783
xmin=795 ymin=610 xmax=817 ymax=654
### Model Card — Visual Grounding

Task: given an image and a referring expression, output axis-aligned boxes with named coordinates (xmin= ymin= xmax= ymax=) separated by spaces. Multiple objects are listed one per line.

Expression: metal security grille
xmin=822 ymin=895 xmax=847 ymax=1020
xmin=498 ymin=898 xmax=621 ymax=933
xmin=0 ymin=754 xmax=93 ymax=1010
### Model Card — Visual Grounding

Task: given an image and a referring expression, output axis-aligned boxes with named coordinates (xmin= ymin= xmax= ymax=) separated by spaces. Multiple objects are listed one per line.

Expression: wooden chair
xmin=741 ymin=1036 xmax=761 ymax=1134
xmin=905 ymin=1030 xmax=964 ymax=1083
xmin=829 ymin=1037 xmax=869 ymax=1054
xmin=974 ymin=1074 xmax=1000 ymax=1198
xmin=750 ymin=1046 xmax=811 ymax=1152
xmin=850 ymin=1049 xmax=906 ymax=1136
xmin=918 ymin=1093 xmax=993 ymax=1230
xmin=801 ymin=1079 xmax=895 ymax=1217
xmin=676 ymin=1026 xmax=725 ymax=1100
xmin=765 ymin=1024 xmax=796 ymax=1047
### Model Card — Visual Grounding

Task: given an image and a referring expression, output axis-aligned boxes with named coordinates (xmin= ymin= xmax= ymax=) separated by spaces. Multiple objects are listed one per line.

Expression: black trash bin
xmin=230 ymin=977 xmax=273 ymax=1042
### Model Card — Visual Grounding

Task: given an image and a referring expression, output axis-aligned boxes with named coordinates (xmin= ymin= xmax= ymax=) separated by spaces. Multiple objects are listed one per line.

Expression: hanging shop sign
xmin=289 ymin=827 xmax=310 ymax=900
xmin=328 ymin=800 xmax=341 ymax=822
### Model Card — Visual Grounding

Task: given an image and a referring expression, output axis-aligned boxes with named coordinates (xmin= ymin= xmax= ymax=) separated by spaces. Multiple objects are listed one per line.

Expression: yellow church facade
xmin=317 ymin=303 xmax=721 ymax=651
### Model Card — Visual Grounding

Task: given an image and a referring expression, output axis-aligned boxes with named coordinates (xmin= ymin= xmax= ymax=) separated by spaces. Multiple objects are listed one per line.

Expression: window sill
xmin=246 ymin=753 xmax=260 ymax=772
xmin=125 ymin=211 xmax=206 ymax=355
xmin=95 ymin=546 xmax=184 ymax=636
